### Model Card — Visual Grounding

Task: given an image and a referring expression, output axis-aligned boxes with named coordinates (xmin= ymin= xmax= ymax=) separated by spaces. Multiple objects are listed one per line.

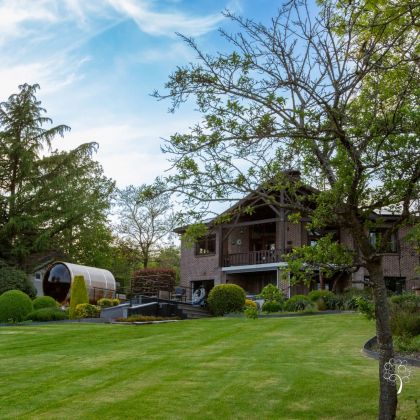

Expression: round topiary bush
xmin=0 ymin=290 xmax=33 ymax=323
xmin=33 ymin=296 xmax=59 ymax=310
xmin=25 ymin=307 xmax=68 ymax=322
xmin=284 ymin=295 xmax=314 ymax=312
xmin=0 ymin=262 xmax=36 ymax=298
xmin=207 ymin=284 xmax=246 ymax=316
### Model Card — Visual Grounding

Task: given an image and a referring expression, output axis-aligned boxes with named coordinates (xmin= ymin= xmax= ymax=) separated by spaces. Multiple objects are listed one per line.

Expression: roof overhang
xmin=222 ymin=262 xmax=288 ymax=274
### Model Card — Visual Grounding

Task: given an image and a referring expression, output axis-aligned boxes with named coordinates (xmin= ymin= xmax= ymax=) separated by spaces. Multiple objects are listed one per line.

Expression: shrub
xmin=340 ymin=287 xmax=373 ymax=310
xmin=284 ymin=295 xmax=315 ymax=312
xmin=389 ymin=293 xmax=420 ymax=337
xmin=244 ymin=307 xmax=258 ymax=319
xmin=98 ymin=297 xmax=121 ymax=308
xmin=389 ymin=293 xmax=420 ymax=312
xmin=69 ymin=275 xmax=88 ymax=319
xmin=356 ymin=296 xmax=375 ymax=320
xmin=307 ymin=290 xmax=339 ymax=310
xmin=0 ymin=262 xmax=36 ymax=298
xmin=0 ymin=290 xmax=33 ymax=323
xmin=307 ymin=290 xmax=334 ymax=302
xmin=262 ymin=300 xmax=282 ymax=313
xmin=258 ymin=284 xmax=284 ymax=303
xmin=207 ymin=284 xmax=246 ymax=316
xmin=33 ymin=296 xmax=59 ymax=310
xmin=25 ymin=307 xmax=67 ymax=322
xmin=97 ymin=298 xmax=113 ymax=308
xmin=73 ymin=303 xmax=100 ymax=319
xmin=394 ymin=335 xmax=420 ymax=353
xmin=244 ymin=299 xmax=257 ymax=309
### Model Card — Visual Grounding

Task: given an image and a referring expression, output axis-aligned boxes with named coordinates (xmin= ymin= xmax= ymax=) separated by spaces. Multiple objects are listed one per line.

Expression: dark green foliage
xmin=244 ymin=307 xmax=258 ymax=319
xmin=25 ymin=307 xmax=67 ymax=322
xmin=262 ymin=301 xmax=282 ymax=313
xmin=69 ymin=276 xmax=88 ymax=319
xmin=356 ymin=297 xmax=376 ymax=320
xmin=389 ymin=293 xmax=420 ymax=337
xmin=284 ymin=295 xmax=315 ymax=312
xmin=340 ymin=288 xmax=373 ymax=310
xmin=0 ymin=262 xmax=36 ymax=298
xmin=207 ymin=284 xmax=246 ymax=316
xmin=97 ymin=298 xmax=114 ymax=308
xmin=33 ymin=296 xmax=59 ymax=310
xmin=0 ymin=84 xmax=114 ymax=267
xmin=73 ymin=303 xmax=100 ymax=319
xmin=393 ymin=335 xmax=420 ymax=353
xmin=258 ymin=284 xmax=284 ymax=304
xmin=308 ymin=290 xmax=338 ymax=310
xmin=0 ymin=290 xmax=33 ymax=323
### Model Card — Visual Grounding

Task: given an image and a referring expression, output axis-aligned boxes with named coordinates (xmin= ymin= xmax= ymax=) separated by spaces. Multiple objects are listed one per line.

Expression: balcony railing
xmin=222 ymin=248 xmax=292 ymax=267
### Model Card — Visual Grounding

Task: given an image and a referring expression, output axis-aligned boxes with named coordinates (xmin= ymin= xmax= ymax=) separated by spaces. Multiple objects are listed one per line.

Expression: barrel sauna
xmin=42 ymin=262 xmax=116 ymax=303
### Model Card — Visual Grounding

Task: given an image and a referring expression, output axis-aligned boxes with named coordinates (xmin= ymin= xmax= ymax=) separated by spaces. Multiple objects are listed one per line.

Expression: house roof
xmin=174 ymin=170 xmax=315 ymax=234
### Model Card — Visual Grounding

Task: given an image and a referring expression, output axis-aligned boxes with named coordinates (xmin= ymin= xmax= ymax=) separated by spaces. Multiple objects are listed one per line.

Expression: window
xmin=385 ymin=277 xmax=406 ymax=294
xmin=369 ymin=229 xmax=398 ymax=253
xmin=195 ymin=235 xmax=216 ymax=255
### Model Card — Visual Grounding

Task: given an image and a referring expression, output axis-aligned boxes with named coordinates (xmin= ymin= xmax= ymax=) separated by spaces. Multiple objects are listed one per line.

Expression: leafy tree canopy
xmin=0 ymin=84 xmax=115 ymax=267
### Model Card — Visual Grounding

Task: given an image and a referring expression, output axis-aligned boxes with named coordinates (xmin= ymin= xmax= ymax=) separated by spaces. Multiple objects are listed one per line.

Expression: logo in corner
xmin=383 ymin=358 xmax=412 ymax=394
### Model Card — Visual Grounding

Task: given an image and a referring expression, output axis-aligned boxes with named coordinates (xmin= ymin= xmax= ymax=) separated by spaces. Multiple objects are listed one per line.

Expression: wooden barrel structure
xmin=42 ymin=262 xmax=116 ymax=303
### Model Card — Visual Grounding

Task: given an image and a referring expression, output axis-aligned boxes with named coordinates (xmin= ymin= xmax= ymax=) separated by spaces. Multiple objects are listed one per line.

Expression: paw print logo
xmin=383 ymin=358 xmax=412 ymax=394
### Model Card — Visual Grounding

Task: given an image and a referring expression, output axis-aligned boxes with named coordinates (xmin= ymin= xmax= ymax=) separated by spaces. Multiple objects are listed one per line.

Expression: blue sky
xmin=0 ymin=0 xmax=285 ymax=188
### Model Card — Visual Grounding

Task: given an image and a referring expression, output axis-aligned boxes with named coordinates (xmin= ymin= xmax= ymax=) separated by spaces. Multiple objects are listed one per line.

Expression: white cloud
xmin=56 ymin=115 xmax=198 ymax=187
xmin=107 ymin=0 xmax=224 ymax=37
xmin=0 ymin=55 xmax=90 ymax=100
xmin=0 ymin=0 xmax=57 ymax=44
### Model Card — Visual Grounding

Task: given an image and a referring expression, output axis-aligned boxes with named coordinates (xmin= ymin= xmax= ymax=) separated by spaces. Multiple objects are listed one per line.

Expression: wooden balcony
xmin=222 ymin=248 xmax=292 ymax=267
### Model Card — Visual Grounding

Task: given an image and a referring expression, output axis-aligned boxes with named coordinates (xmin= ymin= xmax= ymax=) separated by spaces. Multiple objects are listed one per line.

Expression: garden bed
xmin=363 ymin=336 xmax=420 ymax=367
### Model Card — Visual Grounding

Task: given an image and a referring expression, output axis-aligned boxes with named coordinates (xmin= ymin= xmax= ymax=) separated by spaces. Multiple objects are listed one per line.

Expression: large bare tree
xmin=153 ymin=1 xmax=420 ymax=418
xmin=115 ymin=185 xmax=178 ymax=268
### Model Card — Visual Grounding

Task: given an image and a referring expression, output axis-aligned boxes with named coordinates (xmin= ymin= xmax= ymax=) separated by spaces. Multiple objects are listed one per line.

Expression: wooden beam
xmin=221 ymin=217 xmax=282 ymax=228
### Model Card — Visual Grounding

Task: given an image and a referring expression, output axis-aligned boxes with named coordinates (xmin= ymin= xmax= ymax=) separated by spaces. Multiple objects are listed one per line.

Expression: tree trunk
xmin=367 ymin=257 xmax=397 ymax=420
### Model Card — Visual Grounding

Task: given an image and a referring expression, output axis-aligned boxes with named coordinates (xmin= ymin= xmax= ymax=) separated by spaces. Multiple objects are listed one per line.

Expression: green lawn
xmin=0 ymin=314 xmax=418 ymax=419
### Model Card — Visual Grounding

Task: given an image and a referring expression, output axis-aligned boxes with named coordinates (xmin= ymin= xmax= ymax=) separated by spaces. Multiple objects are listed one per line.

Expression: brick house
xmin=176 ymin=179 xmax=419 ymax=299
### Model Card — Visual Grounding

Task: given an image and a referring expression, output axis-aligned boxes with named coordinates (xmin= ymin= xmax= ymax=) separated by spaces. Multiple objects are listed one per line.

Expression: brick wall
xmin=179 ymin=222 xmax=418 ymax=292
xmin=179 ymin=229 xmax=222 ymax=288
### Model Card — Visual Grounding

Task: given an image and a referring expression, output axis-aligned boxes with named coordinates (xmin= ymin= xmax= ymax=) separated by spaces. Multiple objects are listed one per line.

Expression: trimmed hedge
xmin=69 ymin=275 xmax=88 ymax=319
xmin=131 ymin=268 xmax=176 ymax=296
xmin=26 ymin=307 xmax=67 ymax=322
xmin=0 ymin=263 xmax=36 ymax=298
xmin=33 ymin=296 xmax=59 ymax=310
xmin=0 ymin=290 xmax=33 ymax=323
xmin=284 ymin=295 xmax=315 ymax=312
xmin=207 ymin=284 xmax=246 ymax=316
